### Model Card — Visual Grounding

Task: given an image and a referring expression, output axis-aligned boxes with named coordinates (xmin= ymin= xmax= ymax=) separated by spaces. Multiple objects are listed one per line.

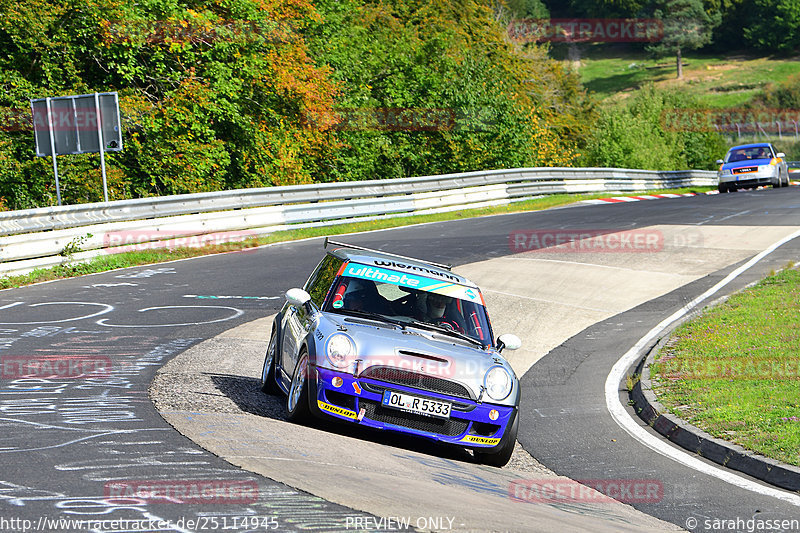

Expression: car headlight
xmin=484 ymin=366 xmax=513 ymax=401
xmin=326 ymin=333 xmax=354 ymax=369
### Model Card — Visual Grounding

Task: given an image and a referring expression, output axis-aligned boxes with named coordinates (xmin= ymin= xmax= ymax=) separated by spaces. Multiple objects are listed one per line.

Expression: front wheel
xmin=474 ymin=411 xmax=518 ymax=468
xmin=286 ymin=351 xmax=311 ymax=422
xmin=260 ymin=327 xmax=280 ymax=394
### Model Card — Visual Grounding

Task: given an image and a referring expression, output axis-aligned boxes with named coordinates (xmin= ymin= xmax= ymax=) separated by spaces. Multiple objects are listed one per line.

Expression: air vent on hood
xmin=397 ymin=350 xmax=449 ymax=364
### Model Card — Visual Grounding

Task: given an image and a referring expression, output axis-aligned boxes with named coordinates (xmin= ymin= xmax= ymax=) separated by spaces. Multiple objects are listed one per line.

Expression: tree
xmin=647 ymin=0 xmax=720 ymax=79
xmin=560 ymin=0 xmax=647 ymax=18
xmin=743 ymin=0 xmax=800 ymax=53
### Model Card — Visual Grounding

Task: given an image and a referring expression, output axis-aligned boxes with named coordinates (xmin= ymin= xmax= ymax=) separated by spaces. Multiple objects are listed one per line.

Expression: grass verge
xmin=650 ymin=264 xmax=800 ymax=467
xmin=563 ymin=46 xmax=800 ymax=108
xmin=0 ymin=186 xmax=712 ymax=290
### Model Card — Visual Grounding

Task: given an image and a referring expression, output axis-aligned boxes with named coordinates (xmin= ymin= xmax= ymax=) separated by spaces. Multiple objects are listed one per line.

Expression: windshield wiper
xmin=404 ymin=320 xmax=485 ymax=348
xmin=334 ymin=309 xmax=408 ymax=329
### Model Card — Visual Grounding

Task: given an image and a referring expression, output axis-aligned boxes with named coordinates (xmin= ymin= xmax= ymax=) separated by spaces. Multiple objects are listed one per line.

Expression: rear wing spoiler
xmin=323 ymin=237 xmax=453 ymax=271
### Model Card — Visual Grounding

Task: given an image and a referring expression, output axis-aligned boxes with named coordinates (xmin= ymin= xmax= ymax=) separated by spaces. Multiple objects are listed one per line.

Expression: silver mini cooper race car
xmin=260 ymin=239 xmax=522 ymax=466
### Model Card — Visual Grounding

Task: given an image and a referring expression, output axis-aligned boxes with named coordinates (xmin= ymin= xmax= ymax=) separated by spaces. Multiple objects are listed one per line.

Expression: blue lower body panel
xmin=310 ymin=366 xmax=515 ymax=449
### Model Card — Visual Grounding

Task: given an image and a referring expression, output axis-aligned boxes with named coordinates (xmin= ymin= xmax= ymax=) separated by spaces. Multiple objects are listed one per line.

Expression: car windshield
xmin=324 ymin=275 xmax=494 ymax=346
xmin=725 ymin=146 xmax=772 ymax=163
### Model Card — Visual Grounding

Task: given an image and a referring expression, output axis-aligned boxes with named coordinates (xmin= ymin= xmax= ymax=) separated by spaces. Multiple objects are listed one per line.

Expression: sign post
xmin=43 ymin=97 xmax=62 ymax=206
xmin=94 ymin=92 xmax=109 ymax=202
xmin=31 ymin=92 xmax=122 ymax=205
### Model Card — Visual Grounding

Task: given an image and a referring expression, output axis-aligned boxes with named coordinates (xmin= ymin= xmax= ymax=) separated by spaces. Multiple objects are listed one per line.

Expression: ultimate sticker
xmin=343 ymin=263 xmax=483 ymax=302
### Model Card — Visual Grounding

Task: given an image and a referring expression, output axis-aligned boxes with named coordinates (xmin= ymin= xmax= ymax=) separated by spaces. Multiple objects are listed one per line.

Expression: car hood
xmin=316 ymin=313 xmax=517 ymax=401
xmin=721 ymin=158 xmax=772 ymax=170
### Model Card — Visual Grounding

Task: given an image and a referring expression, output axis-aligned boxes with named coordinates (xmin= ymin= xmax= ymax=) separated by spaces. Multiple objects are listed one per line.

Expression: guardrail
xmin=0 ymin=167 xmax=716 ymax=276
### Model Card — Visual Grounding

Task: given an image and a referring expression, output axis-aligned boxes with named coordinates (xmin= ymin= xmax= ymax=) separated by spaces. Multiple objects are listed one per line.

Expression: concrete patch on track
xmin=152 ymin=319 xmax=677 ymax=533
xmin=463 ymin=224 xmax=800 ymax=375
xmin=150 ymin=223 xmax=799 ymax=532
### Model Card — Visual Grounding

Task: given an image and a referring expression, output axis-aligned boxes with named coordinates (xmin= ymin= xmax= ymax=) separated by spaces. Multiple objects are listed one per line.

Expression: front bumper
xmin=310 ymin=366 xmax=516 ymax=449
xmin=718 ymin=166 xmax=778 ymax=187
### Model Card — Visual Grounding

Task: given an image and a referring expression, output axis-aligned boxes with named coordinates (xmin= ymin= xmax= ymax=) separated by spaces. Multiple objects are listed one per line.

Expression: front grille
xmin=360 ymin=366 xmax=473 ymax=400
xmin=361 ymin=399 xmax=469 ymax=437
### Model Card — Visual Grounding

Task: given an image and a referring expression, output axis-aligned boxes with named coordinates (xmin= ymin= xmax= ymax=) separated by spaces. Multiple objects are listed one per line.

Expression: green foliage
xmin=60 ymin=233 xmax=93 ymax=258
xmin=743 ymin=0 xmax=800 ymax=53
xmin=306 ymin=0 xmax=586 ymax=181
xmin=753 ymin=75 xmax=800 ymax=109
xmin=0 ymin=0 xmax=339 ymax=208
xmin=544 ymin=0 xmax=646 ymax=17
xmin=503 ymin=0 xmax=550 ymax=18
xmin=581 ymin=85 xmax=727 ymax=170
xmin=647 ymin=0 xmax=721 ymax=77
xmin=0 ymin=0 xmax=591 ymax=208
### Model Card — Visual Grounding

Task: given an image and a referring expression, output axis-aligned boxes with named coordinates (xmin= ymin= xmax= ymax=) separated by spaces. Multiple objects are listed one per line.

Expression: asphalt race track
xmin=1 ymin=186 xmax=799 ymax=532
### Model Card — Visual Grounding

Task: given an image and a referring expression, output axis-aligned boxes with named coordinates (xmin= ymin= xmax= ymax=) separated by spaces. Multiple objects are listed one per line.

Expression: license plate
xmin=733 ymin=166 xmax=757 ymax=174
xmin=381 ymin=390 xmax=451 ymax=419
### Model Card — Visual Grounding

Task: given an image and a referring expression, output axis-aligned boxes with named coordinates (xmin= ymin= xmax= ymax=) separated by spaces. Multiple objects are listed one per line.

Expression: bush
xmin=580 ymin=86 xmax=727 ymax=170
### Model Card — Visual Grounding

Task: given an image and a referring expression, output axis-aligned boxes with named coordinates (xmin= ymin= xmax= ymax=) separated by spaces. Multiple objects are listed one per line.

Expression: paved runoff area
xmin=151 ymin=221 xmax=800 ymax=532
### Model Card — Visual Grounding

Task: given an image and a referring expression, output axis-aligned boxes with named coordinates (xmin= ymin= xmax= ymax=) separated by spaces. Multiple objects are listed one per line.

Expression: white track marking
xmin=97 ymin=306 xmax=244 ymax=328
xmin=0 ymin=302 xmax=114 ymax=324
xmin=605 ymin=228 xmax=800 ymax=506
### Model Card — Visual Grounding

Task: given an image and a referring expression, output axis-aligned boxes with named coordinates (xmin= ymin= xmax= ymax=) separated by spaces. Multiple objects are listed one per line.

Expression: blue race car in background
xmin=260 ymin=238 xmax=522 ymax=466
xmin=716 ymin=142 xmax=790 ymax=193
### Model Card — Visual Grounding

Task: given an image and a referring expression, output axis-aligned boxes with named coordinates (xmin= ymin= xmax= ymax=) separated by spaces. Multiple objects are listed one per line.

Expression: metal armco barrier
xmin=0 ymin=167 xmax=716 ymax=276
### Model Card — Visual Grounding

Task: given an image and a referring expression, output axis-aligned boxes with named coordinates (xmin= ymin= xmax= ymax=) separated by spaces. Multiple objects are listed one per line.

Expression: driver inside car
xmin=342 ymin=278 xmax=386 ymax=314
xmin=418 ymin=292 xmax=465 ymax=333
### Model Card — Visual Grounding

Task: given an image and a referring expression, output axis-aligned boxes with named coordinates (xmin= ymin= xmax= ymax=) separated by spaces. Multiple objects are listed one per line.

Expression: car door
xmin=279 ymin=254 xmax=343 ymax=379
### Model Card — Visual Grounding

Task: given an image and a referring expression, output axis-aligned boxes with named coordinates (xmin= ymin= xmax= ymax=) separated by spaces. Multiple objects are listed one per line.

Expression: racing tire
xmin=474 ymin=411 xmax=518 ymax=468
xmin=286 ymin=350 xmax=312 ymax=423
xmin=260 ymin=326 xmax=281 ymax=395
xmin=717 ymin=184 xmax=728 ymax=193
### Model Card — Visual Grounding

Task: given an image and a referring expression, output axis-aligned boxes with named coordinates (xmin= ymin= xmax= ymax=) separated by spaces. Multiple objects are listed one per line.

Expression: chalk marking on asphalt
xmin=0 ymin=302 xmax=114 ymax=325
xmin=97 ymin=306 xmax=244 ymax=328
xmin=605 ymin=228 xmax=800 ymax=507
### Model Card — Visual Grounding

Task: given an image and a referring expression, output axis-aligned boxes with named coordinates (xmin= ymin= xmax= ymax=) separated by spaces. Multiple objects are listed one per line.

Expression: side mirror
xmin=777 ymin=152 xmax=786 ymax=158
xmin=715 ymin=159 xmax=724 ymax=165
xmin=496 ymin=333 xmax=522 ymax=353
xmin=286 ymin=288 xmax=312 ymax=308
